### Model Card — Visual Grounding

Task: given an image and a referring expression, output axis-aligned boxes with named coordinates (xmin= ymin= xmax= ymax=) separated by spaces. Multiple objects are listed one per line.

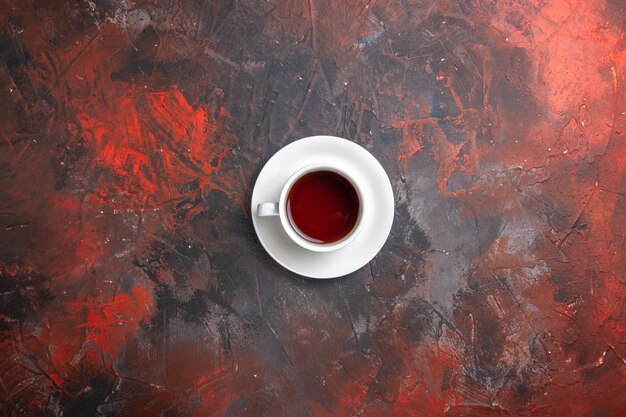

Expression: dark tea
xmin=286 ymin=170 xmax=360 ymax=244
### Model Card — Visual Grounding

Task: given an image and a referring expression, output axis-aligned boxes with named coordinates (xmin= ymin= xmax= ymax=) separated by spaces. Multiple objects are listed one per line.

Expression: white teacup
xmin=257 ymin=163 xmax=366 ymax=252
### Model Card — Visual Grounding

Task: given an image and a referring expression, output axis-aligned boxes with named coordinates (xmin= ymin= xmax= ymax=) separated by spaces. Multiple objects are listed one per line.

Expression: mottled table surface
xmin=1 ymin=0 xmax=625 ymax=416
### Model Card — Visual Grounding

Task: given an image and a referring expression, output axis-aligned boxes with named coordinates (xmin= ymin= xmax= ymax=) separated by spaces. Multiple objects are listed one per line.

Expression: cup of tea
xmin=256 ymin=163 xmax=366 ymax=252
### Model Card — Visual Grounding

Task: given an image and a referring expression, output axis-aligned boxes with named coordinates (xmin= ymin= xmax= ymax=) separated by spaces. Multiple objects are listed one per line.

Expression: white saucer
xmin=251 ymin=136 xmax=394 ymax=279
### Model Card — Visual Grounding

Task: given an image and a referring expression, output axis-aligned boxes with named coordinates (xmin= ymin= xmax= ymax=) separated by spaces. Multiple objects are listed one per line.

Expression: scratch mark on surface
xmin=296 ymin=60 xmax=318 ymax=122
xmin=344 ymin=304 xmax=360 ymax=350
xmin=254 ymin=262 xmax=263 ymax=315
xmin=422 ymin=298 xmax=463 ymax=338
xmin=541 ymin=0 xmax=581 ymax=46
xmin=203 ymin=45 xmax=240 ymax=69
xmin=58 ymin=31 xmax=101 ymax=79
xmin=307 ymin=0 xmax=318 ymax=52
xmin=267 ymin=322 xmax=294 ymax=367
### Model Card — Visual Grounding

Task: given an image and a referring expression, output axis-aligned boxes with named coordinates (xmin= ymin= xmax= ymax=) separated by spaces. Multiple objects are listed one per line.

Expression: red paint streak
xmin=429 ymin=118 xmax=479 ymax=196
xmin=120 ymin=334 xmax=254 ymax=417
xmin=66 ymin=285 xmax=154 ymax=357
xmin=195 ymin=367 xmax=240 ymax=417
xmin=387 ymin=110 xmax=480 ymax=195
xmin=445 ymin=405 xmax=511 ymax=417
xmin=388 ymin=348 xmax=459 ymax=416
xmin=396 ymin=126 xmax=424 ymax=163
xmin=78 ymin=87 xmax=235 ymax=210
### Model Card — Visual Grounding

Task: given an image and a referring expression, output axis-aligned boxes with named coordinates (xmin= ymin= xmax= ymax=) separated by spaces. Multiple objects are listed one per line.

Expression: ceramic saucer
xmin=251 ymin=136 xmax=394 ymax=279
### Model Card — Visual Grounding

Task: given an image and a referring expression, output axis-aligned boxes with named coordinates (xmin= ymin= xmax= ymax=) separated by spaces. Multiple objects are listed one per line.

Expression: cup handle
xmin=257 ymin=202 xmax=279 ymax=217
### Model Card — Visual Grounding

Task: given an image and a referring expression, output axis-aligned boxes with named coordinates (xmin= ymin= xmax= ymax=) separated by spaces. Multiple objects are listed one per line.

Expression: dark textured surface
xmin=1 ymin=0 xmax=625 ymax=416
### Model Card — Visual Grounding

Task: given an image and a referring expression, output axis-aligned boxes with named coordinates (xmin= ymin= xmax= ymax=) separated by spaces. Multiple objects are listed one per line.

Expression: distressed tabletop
xmin=1 ymin=0 xmax=625 ymax=416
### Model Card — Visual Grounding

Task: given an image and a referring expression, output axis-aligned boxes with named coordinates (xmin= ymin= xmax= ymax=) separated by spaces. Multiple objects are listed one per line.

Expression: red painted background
xmin=0 ymin=0 xmax=624 ymax=416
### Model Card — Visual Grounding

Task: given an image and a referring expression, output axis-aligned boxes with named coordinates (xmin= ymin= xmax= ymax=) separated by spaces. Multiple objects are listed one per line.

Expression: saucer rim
xmin=251 ymin=135 xmax=394 ymax=279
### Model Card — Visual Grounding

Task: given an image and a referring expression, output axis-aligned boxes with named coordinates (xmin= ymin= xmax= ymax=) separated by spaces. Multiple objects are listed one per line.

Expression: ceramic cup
xmin=256 ymin=163 xmax=366 ymax=252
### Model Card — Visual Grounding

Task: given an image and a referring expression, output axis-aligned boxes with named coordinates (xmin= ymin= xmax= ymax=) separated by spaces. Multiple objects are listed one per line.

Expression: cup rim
xmin=278 ymin=163 xmax=366 ymax=252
